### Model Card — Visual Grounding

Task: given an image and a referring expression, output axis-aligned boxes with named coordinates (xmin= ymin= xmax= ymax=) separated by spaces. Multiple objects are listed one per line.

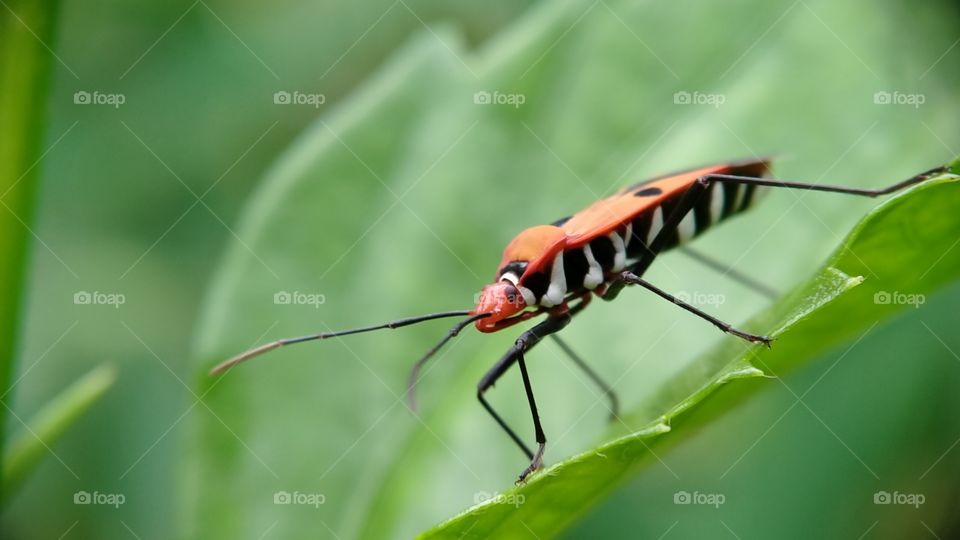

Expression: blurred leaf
xmin=2 ymin=364 xmax=116 ymax=505
xmin=421 ymin=169 xmax=960 ymax=539
xmin=183 ymin=0 xmax=960 ymax=537
xmin=0 ymin=0 xmax=61 ymax=499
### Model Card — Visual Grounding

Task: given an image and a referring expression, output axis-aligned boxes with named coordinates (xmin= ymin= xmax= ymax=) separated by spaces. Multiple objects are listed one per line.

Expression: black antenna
xmin=406 ymin=312 xmax=492 ymax=410
xmin=208 ymin=310 xmax=480 ymax=376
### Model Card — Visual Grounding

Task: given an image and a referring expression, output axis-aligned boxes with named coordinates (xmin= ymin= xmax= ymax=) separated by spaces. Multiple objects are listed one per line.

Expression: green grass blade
xmin=2 ymin=364 xmax=116 ymax=505
xmin=0 ymin=0 xmax=62 ymax=486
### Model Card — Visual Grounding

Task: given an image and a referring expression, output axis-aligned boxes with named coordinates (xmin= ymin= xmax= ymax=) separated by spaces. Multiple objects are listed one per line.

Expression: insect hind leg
xmin=702 ymin=164 xmax=948 ymax=198
xmin=550 ymin=335 xmax=620 ymax=420
xmin=678 ymin=246 xmax=779 ymax=301
xmin=608 ymin=162 xmax=948 ymax=301
xmin=615 ymin=271 xmax=772 ymax=347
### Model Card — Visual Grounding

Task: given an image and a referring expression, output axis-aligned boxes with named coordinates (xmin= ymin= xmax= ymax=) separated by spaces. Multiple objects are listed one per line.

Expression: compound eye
xmin=501 ymin=283 xmax=523 ymax=307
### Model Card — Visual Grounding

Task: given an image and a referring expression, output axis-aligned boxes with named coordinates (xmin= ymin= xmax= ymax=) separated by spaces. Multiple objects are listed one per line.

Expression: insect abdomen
xmin=521 ymin=164 xmax=770 ymax=306
xmin=626 ymin=176 xmax=767 ymax=256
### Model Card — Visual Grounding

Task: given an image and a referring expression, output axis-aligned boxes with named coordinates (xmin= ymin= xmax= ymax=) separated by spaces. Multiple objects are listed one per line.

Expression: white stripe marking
xmin=623 ymin=222 xmax=633 ymax=249
xmin=582 ymin=245 xmax=603 ymax=289
xmin=648 ymin=206 xmax=664 ymax=244
xmin=542 ymin=251 xmax=567 ymax=307
xmin=609 ymin=231 xmax=626 ymax=271
xmin=732 ymin=184 xmax=746 ymax=213
xmin=710 ymin=184 xmax=723 ymax=223
xmin=519 ymin=287 xmax=536 ymax=306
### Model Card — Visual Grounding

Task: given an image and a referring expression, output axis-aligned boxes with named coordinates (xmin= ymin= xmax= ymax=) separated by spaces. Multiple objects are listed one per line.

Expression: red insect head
xmin=473 ymin=281 xmax=527 ymax=332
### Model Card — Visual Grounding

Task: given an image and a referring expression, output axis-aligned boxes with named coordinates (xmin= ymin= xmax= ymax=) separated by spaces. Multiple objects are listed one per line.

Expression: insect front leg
xmin=476 ymin=313 xmax=571 ymax=483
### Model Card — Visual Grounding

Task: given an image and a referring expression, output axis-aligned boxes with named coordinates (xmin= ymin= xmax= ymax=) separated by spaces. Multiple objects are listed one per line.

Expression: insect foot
xmin=516 ymin=443 xmax=545 ymax=484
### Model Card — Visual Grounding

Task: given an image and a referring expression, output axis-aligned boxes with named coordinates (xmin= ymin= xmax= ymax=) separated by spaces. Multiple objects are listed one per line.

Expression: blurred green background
xmin=2 ymin=0 xmax=959 ymax=538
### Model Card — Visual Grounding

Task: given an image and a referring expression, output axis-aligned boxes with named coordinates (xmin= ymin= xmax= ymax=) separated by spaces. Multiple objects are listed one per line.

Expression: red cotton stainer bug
xmin=209 ymin=157 xmax=948 ymax=483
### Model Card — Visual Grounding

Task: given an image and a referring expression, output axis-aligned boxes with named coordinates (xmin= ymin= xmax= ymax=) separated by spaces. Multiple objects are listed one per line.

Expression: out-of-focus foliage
xmin=2 ymin=0 xmax=534 ymax=537
xmin=3 ymin=0 xmax=959 ymax=538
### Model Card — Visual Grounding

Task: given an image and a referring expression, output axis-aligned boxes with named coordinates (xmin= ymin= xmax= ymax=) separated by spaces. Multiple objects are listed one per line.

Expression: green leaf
xmin=182 ymin=0 xmax=960 ymax=537
xmin=2 ymin=364 xmax=116 ymax=504
xmin=0 ymin=0 xmax=62 ymax=491
xmin=420 ymin=169 xmax=960 ymax=539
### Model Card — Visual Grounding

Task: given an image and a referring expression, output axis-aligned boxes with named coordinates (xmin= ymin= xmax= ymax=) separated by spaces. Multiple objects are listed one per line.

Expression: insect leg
xmin=677 ymin=246 xmax=779 ymax=301
xmin=550 ymin=334 xmax=620 ymax=419
xmin=610 ymin=163 xmax=948 ymax=302
xmin=616 ymin=270 xmax=772 ymax=346
xmin=701 ymin=164 xmax=948 ymax=197
xmin=547 ymin=293 xmax=618 ymax=418
xmin=515 ymin=346 xmax=545 ymax=482
xmin=477 ymin=313 xmax=571 ymax=482
xmin=646 ymin=163 xmax=948 ymax=278
xmin=602 ymin=164 xmax=946 ymax=349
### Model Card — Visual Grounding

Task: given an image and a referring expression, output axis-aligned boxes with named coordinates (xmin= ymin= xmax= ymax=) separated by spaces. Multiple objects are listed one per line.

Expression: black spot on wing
xmin=634 ymin=187 xmax=662 ymax=197
xmin=551 ymin=215 xmax=572 ymax=227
